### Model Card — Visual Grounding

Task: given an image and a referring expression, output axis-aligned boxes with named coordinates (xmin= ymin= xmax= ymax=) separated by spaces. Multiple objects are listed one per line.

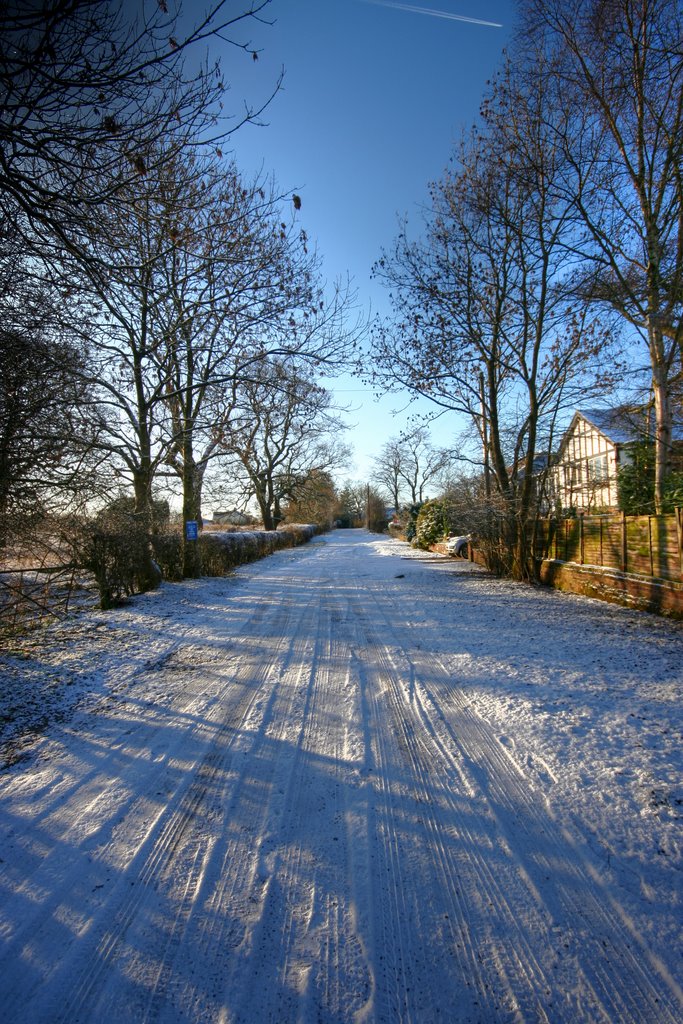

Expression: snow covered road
xmin=0 ymin=529 xmax=681 ymax=1022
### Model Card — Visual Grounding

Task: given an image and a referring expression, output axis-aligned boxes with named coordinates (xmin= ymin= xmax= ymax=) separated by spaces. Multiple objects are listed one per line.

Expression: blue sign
xmin=185 ymin=520 xmax=199 ymax=541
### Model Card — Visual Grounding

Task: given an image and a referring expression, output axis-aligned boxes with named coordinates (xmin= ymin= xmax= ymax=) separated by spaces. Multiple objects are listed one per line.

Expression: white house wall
xmin=553 ymin=417 xmax=620 ymax=512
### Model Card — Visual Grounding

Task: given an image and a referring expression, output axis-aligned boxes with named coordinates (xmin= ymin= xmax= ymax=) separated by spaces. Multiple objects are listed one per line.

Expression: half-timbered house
xmin=551 ymin=407 xmax=676 ymax=512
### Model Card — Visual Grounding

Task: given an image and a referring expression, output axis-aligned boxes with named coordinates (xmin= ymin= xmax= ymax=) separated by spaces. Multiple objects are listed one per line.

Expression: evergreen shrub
xmin=414 ymin=500 xmax=451 ymax=549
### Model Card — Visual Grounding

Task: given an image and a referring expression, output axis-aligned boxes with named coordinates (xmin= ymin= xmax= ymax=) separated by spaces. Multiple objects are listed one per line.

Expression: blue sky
xmin=222 ymin=0 xmax=515 ymax=481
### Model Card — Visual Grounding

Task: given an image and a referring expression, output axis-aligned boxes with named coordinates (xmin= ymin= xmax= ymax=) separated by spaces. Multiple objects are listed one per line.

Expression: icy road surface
xmin=0 ymin=529 xmax=681 ymax=1022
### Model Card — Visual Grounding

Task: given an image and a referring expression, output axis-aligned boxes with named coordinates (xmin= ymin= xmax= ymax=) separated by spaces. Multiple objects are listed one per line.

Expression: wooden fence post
xmin=676 ymin=507 xmax=683 ymax=577
xmin=621 ymin=511 xmax=628 ymax=573
xmin=579 ymin=512 xmax=585 ymax=565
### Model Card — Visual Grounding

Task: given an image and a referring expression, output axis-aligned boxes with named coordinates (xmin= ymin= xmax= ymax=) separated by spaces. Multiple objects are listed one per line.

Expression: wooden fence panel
xmin=626 ymin=517 xmax=651 ymax=577
xmin=653 ymin=517 xmax=682 ymax=579
xmin=602 ymin=518 xmax=624 ymax=572
xmin=532 ymin=512 xmax=682 ymax=583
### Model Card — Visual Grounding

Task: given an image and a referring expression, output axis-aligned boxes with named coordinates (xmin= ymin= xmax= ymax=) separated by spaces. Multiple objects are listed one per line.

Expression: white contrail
xmin=361 ymin=0 xmax=503 ymax=28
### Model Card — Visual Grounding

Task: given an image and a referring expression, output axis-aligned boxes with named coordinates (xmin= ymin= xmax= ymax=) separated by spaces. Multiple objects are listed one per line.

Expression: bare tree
xmin=372 ymin=439 xmax=403 ymax=510
xmin=65 ymin=138 xmax=359 ymax=582
xmin=371 ymin=56 xmax=614 ymax=576
xmin=60 ymin=155 xmax=193 ymax=589
xmin=373 ymin=428 xmax=452 ymax=508
xmin=397 ymin=427 xmax=453 ymax=504
xmin=219 ymin=359 xmax=351 ymax=530
xmin=520 ymin=0 xmax=683 ymax=509
xmin=145 ymin=153 xmax=324 ymax=573
xmin=0 ymin=0 xmax=276 ymax=256
xmin=145 ymin=149 xmax=360 ymax=573
xmin=0 ymin=239 xmax=104 ymax=551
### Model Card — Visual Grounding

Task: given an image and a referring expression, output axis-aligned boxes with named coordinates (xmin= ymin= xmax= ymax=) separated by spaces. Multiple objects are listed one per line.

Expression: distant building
xmin=211 ymin=509 xmax=255 ymax=526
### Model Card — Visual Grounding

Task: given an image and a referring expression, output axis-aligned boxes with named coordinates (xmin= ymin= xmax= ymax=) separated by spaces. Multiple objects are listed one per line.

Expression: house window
xmin=588 ymin=454 xmax=608 ymax=483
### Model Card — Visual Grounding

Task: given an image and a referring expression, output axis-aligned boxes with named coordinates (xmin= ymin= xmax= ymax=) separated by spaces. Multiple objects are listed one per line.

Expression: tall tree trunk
xmin=180 ymin=421 xmax=204 ymax=578
xmin=650 ymin=335 xmax=673 ymax=513
xmin=272 ymin=494 xmax=283 ymax=528
xmin=259 ymin=498 xmax=275 ymax=531
xmin=515 ymin=410 xmax=540 ymax=581
xmin=132 ymin=464 xmax=162 ymax=592
xmin=130 ymin=306 xmax=161 ymax=592
xmin=250 ymin=468 xmax=274 ymax=531
xmin=181 ymin=463 xmax=203 ymax=578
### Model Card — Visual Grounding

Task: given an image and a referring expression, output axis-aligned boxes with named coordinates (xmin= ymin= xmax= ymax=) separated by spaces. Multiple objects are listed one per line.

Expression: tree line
xmin=0 ymin=0 xmax=360 ymax=599
xmin=369 ymin=0 xmax=682 ymax=578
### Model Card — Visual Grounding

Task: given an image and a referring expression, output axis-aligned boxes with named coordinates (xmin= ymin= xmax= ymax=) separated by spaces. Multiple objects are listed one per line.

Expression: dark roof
xmin=578 ymin=407 xmax=683 ymax=445
xmin=516 ymin=454 xmax=550 ymax=479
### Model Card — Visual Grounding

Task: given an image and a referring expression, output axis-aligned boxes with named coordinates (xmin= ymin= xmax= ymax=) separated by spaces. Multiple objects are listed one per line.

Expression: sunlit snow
xmin=0 ymin=530 xmax=680 ymax=1022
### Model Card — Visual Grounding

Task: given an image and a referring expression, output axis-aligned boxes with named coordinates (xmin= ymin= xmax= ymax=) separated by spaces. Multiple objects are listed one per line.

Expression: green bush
xmin=414 ymin=499 xmax=451 ymax=549
xmin=618 ymin=442 xmax=683 ymax=514
xmin=618 ymin=443 xmax=656 ymax=514
xmin=404 ymin=503 xmax=423 ymax=542
xmin=661 ymin=473 xmax=683 ymax=513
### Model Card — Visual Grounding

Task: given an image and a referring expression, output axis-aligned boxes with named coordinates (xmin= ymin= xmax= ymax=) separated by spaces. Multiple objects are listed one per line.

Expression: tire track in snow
xmin=183 ymin=606 xmax=325 ymax=1020
xmin=97 ymin=571 xmax=354 ymax=1023
xmin=351 ymin=577 xmax=682 ymax=1023
xmin=0 ymin=587 xmax=277 ymax=905
xmin=65 ymin=593 xmax=313 ymax=1024
xmin=0 ymin=589 xmax=310 ymax=1023
xmin=357 ymin=620 xmax=566 ymax=1022
xmin=0 ymin=642 xmax=257 ymax=1002
xmin=418 ymin=660 xmax=683 ymax=1023
xmin=220 ymin=585 xmax=374 ymax=1024
xmin=2 ymin=533 xmax=680 ymax=1023
xmin=343 ymin=595 xmax=512 ymax=1023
